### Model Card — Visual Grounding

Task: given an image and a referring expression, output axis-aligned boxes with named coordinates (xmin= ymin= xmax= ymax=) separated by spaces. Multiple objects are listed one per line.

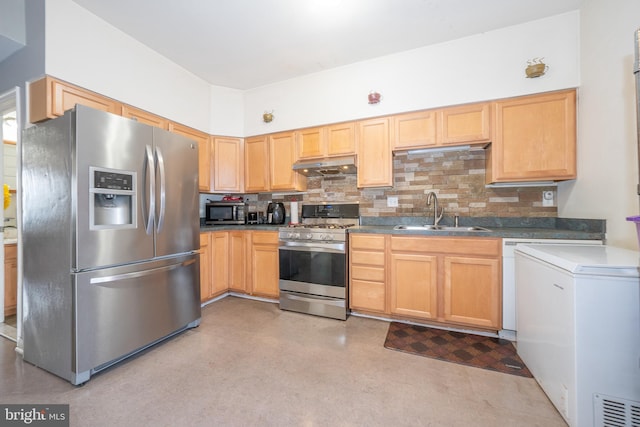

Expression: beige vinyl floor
xmin=0 ymin=296 xmax=566 ymax=426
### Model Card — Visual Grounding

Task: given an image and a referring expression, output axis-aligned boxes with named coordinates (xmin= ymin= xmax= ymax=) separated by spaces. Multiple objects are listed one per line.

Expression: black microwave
xmin=205 ymin=201 xmax=246 ymax=225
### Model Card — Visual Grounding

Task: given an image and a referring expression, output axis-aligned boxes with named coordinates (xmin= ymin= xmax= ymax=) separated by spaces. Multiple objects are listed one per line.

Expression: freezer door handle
xmin=89 ymin=258 xmax=197 ymax=286
xmin=142 ymin=144 xmax=156 ymax=235
xmin=155 ymin=147 xmax=166 ymax=233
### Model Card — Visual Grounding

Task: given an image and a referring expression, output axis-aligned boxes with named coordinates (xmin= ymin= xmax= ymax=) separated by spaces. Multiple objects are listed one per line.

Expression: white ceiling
xmin=71 ymin=0 xmax=582 ymax=90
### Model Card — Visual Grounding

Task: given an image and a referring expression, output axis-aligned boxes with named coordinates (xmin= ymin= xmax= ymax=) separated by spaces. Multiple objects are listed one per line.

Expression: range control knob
xmin=321 ymin=234 xmax=334 ymax=241
xmin=304 ymin=233 xmax=313 ymax=240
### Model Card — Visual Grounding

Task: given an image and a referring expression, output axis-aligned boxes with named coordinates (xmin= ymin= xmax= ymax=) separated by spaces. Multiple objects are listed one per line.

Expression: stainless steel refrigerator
xmin=22 ymin=105 xmax=201 ymax=385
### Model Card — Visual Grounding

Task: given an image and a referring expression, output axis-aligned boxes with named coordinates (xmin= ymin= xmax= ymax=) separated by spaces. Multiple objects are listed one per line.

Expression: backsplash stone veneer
xmin=291 ymin=149 xmax=558 ymax=218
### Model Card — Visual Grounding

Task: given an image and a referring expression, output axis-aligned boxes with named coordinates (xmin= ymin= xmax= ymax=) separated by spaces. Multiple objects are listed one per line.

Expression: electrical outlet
xmin=387 ymin=196 xmax=398 ymax=207
xmin=542 ymin=191 xmax=554 ymax=207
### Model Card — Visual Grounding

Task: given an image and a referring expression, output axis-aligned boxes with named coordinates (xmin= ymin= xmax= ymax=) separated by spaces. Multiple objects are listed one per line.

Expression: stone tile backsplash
xmin=265 ymin=149 xmax=557 ymax=219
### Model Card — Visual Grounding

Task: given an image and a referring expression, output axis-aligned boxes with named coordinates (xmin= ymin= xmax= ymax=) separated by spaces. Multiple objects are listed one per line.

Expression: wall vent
xmin=594 ymin=394 xmax=640 ymax=427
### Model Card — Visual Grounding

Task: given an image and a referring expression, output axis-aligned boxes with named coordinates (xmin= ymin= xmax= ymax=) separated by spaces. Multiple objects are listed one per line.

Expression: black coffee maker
xmin=272 ymin=203 xmax=286 ymax=224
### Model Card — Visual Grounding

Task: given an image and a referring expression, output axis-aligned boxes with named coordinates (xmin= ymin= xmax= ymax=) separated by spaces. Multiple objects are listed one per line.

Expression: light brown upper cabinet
xmin=326 ymin=122 xmax=356 ymax=157
xmin=393 ymin=110 xmax=438 ymax=150
xmin=486 ymin=89 xmax=576 ymax=183
xmin=392 ymin=102 xmax=490 ymax=150
xmin=269 ymin=131 xmax=307 ymax=191
xmin=440 ymin=102 xmax=491 ymax=145
xmin=244 ymin=136 xmax=271 ymax=193
xmin=297 ymin=126 xmax=325 ymax=159
xmin=168 ymin=122 xmax=211 ymax=192
xmin=297 ymin=123 xmax=356 ymax=160
xmin=212 ymin=137 xmax=244 ymax=193
xmin=121 ymin=105 xmax=169 ymax=130
xmin=29 ymin=76 xmax=121 ymax=123
xmin=357 ymin=118 xmax=392 ymax=188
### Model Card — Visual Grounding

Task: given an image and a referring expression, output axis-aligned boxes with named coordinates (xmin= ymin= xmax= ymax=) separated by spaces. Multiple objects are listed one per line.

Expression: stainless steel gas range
xmin=278 ymin=203 xmax=359 ymax=320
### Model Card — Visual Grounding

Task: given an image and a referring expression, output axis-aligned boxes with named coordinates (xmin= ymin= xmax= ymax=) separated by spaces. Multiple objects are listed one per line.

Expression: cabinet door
xmin=440 ymin=102 xmax=490 ymax=145
xmin=29 ymin=76 xmax=121 ymax=123
xmin=297 ymin=127 xmax=325 ymax=159
xmin=490 ymin=90 xmax=576 ymax=182
xmin=213 ymin=137 xmax=244 ymax=192
xmin=228 ymin=231 xmax=247 ymax=293
xmin=211 ymin=232 xmax=230 ymax=295
xmin=326 ymin=123 xmax=356 ymax=156
xmin=249 ymin=231 xmax=279 ymax=298
xmin=4 ymin=244 xmax=17 ymax=316
xmin=199 ymin=233 xmax=212 ymax=302
xmin=356 ymin=118 xmax=392 ymax=188
xmin=269 ymin=132 xmax=306 ymax=191
xmin=244 ymin=136 xmax=270 ymax=192
xmin=443 ymin=256 xmax=500 ymax=328
xmin=169 ymin=123 xmax=211 ymax=192
xmin=393 ymin=110 xmax=438 ymax=150
xmin=390 ymin=252 xmax=438 ymax=319
xmin=121 ymin=105 xmax=169 ymax=130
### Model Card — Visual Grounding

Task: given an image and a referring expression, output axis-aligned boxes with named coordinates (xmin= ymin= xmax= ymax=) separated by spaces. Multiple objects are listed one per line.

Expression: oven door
xmin=278 ymin=241 xmax=347 ymax=320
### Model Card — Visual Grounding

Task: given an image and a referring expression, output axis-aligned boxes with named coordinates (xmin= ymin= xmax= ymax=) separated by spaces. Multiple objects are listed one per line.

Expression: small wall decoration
xmin=263 ymin=111 xmax=274 ymax=123
xmin=525 ymin=58 xmax=548 ymax=78
xmin=368 ymin=91 xmax=381 ymax=104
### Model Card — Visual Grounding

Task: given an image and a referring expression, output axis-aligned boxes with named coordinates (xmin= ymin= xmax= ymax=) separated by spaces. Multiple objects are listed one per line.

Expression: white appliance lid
xmin=515 ymin=244 xmax=640 ymax=277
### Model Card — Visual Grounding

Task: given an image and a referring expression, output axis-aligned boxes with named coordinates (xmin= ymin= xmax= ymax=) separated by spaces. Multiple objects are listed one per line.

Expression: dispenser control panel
xmin=94 ymin=171 xmax=133 ymax=191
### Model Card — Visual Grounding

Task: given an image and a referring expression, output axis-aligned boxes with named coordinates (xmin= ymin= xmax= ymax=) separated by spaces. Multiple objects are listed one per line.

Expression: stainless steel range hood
xmin=292 ymin=156 xmax=357 ymax=177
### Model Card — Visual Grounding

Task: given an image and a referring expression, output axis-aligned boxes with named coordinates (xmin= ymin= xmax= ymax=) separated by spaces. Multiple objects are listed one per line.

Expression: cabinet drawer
xmin=391 ymin=236 xmax=500 ymax=257
xmin=350 ymin=280 xmax=386 ymax=312
xmin=351 ymin=265 xmax=385 ymax=282
xmin=351 ymin=250 xmax=385 ymax=266
xmin=351 ymin=234 xmax=385 ymax=251
xmin=252 ymin=231 xmax=278 ymax=245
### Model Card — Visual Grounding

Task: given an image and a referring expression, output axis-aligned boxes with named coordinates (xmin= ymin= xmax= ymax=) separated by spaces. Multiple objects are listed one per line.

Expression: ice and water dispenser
xmin=89 ymin=167 xmax=136 ymax=230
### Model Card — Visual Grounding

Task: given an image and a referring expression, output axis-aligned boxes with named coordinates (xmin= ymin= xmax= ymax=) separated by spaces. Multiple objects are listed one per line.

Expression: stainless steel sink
xmin=393 ymin=225 xmax=492 ymax=232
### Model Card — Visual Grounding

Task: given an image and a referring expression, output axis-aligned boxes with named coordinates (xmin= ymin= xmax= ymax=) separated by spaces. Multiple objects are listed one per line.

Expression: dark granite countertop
xmin=350 ymin=217 xmax=606 ymax=241
xmin=200 ymin=217 xmax=606 ymax=241
xmin=200 ymin=224 xmax=282 ymax=232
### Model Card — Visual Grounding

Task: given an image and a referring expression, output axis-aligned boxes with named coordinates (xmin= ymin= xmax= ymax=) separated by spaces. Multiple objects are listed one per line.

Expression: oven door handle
xmin=279 ymin=242 xmax=345 ymax=254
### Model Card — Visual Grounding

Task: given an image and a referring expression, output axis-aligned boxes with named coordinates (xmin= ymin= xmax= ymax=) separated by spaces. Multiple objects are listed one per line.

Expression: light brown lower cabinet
xmin=349 ymin=234 xmax=387 ymax=313
xmin=390 ymin=252 xmax=438 ymax=319
xmin=4 ymin=244 xmax=17 ymax=316
xmin=390 ymin=235 xmax=501 ymax=329
xmin=442 ymin=255 xmax=500 ymax=328
xmin=248 ymin=231 xmax=280 ymax=298
xmin=199 ymin=233 xmax=212 ymax=302
xmin=200 ymin=230 xmax=280 ymax=303
xmin=350 ymin=234 xmax=502 ymax=330
xmin=227 ymin=231 xmax=247 ymax=293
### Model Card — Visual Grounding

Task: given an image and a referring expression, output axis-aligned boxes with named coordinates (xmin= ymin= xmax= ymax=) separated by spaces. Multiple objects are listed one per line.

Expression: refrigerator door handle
xmin=89 ymin=258 xmax=197 ymax=285
xmin=155 ymin=147 xmax=166 ymax=233
xmin=142 ymin=144 xmax=155 ymax=234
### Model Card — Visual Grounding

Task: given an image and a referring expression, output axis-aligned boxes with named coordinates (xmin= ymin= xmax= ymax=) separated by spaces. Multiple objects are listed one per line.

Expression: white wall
xmin=243 ymin=12 xmax=580 ymax=136
xmin=558 ymin=0 xmax=640 ymax=249
xmin=44 ymin=0 xmax=244 ymax=136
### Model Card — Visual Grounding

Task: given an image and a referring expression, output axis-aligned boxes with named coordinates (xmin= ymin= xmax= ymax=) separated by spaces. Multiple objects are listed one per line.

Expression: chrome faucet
xmin=426 ymin=192 xmax=444 ymax=226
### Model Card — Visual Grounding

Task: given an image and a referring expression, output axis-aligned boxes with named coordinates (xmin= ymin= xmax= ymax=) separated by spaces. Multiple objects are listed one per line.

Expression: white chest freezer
xmin=515 ymin=244 xmax=640 ymax=427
